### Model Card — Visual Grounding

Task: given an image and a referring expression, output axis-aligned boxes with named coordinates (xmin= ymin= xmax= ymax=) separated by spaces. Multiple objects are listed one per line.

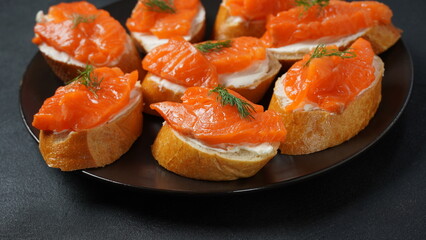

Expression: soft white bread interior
xmin=268 ymin=56 xmax=384 ymax=155
xmin=152 ymin=123 xmax=278 ymax=181
xmin=130 ymin=6 xmax=206 ymax=53
xmin=38 ymin=34 xmax=144 ymax=83
xmin=213 ymin=4 xmax=266 ymax=40
xmin=39 ymin=83 xmax=143 ymax=171
xmin=268 ymin=24 xmax=401 ymax=65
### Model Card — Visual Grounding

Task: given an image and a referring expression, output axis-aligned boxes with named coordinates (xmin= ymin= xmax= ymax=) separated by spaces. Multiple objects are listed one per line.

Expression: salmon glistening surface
xmin=32 ymin=67 xmax=138 ymax=132
xmin=151 ymin=87 xmax=286 ymax=146
xmin=283 ymin=38 xmax=376 ymax=113
xmin=32 ymin=1 xmax=127 ymax=66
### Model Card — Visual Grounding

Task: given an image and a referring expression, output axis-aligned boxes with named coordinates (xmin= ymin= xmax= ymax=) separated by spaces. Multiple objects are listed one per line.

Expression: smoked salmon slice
xmin=32 ymin=1 xmax=127 ymax=66
xmin=151 ymin=87 xmax=286 ymax=146
xmin=199 ymin=37 xmax=266 ymax=74
xmin=32 ymin=67 xmax=138 ymax=132
xmin=283 ymin=38 xmax=376 ymax=113
xmin=126 ymin=0 xmax=200 ymax=39
xmin=225 ymin=0 xmax=296 ymax=20
xmin=142 ymin=37 xmax=218 ymax=87
xmin=262 ymin=0 xmax=393 ymax=47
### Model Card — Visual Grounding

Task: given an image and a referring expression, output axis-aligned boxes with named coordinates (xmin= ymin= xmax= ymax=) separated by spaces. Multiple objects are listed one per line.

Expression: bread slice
xmin=38 ymin=84 xmax=143 ymax=171
xmin=268 ymin=24 xmax=401 ymax=66
xmin=38 ymin=35 xmax=144 ymax=83
xmin=268 ymin=56 xmax=384 ymax=155
xmin=152 ymin=123 xmax=278 ymax=181
xmin=130 ymin=6 xmax=206 ymax=53
xmin=213 ymin=4 xmax=266 ymax=40
xmin=141 ymin=52 xmax=281 ymax=115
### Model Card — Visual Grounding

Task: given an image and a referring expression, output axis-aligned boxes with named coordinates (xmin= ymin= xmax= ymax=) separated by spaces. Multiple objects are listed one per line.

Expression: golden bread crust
xmin=268 ymin=57 xmax=384 ymax=155
xmin=39 ymin=88 xmax=143 ymax=171
xmin=152 ymin=124 xmax=276 ymax=181
xmin=213 ymin=4 xmax=266 ymax=40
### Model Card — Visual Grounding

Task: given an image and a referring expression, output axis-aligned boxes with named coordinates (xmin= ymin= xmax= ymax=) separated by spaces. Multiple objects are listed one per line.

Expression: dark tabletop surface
xmin=1 ymin=0 xmax=426 ymax=239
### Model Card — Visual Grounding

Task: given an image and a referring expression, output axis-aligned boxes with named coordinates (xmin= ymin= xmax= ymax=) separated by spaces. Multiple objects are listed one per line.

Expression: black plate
xmin=20 ymin=0 xmax=413 ymax=194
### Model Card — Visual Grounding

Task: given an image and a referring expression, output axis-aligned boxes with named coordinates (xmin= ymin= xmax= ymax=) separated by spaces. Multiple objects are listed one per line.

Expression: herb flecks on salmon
xmin=151 ymin=87 xmax=286 ymax=146
xmin=284 ymin=38 xmax=376 ymax=113
xmin=32 ymin=67 xmax=138 ymax=132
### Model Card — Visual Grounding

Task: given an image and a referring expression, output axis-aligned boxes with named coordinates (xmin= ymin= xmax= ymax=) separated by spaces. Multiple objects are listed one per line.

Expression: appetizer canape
xmin=32 ymin=66 xmax=143 ymax=171
xmin=151 ymin=86 xmax=286 ymax=181
xmin=32 ymin=1 xmax=143 ymax=82
xmin=268 ymin=38 xmax=383 ymax=155
xmin=261 ymin=0 xmax=401 ymax=64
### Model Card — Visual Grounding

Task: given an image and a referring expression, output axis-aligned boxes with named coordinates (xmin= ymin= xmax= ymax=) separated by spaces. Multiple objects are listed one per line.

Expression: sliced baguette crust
xmin=213 ymin=4 xmax=266 ymax=40
xmin=152 ymin=123 xmax=276 ymax=181
xmin=39 ymin=88 xmax=143 ymax=171
xmin=268 ymin=57 xmax=384 ymax=155
xmin=141 ymin=73 xmax=184 ymax=115
xmin=225 ymin=52 xmax=281 ymax=103
xmin=269 ymin=24 xmax=402 ymax=65
xmin=39 ymin=35 xmax=145 ymax=83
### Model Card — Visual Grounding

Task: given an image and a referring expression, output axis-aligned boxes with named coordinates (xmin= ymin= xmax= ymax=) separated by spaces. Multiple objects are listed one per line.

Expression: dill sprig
xmin=210 ymin=86 xmax=256 ymax=119
xmin=71 ymin=14 xmax=97 ymax=29
xmin=195 ymin=40 xmax=232 ymax=53
xmin=66 ymin=65 xmax=103 ymax=96
xmin=304 ymin=44 xmax=357 ymax=67
xmin=295 ymin=0 xmax=329 ymax=15
xmin=143 ymin=0 xmax=176 ymax=14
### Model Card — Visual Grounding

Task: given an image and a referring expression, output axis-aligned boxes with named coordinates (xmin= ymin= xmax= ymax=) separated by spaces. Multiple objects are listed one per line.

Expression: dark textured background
xmin=1 ymin=0 xmax=426 ymax=239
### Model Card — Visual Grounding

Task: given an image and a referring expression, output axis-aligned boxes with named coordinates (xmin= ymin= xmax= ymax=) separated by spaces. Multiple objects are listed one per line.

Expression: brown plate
xmin=20 ymin=0 xmax=413 ymax=194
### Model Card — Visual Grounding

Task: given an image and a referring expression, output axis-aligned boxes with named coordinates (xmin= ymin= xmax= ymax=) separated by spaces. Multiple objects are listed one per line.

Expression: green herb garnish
xmin=304 ymin=44 xmax=357 ymax=67
xmin=71 ymin=14 xmax=97 ymax=29
xmin=210 ymin=86 xmax=256 ymax=119
xmin=66 ymin=65 xmax=103 ymax=96
xmin=195 ymin=40 xmax=232 ymax=53
xmin=143 ymin=0 xmax=176 ymax=14
xmin=295 ymin=0 xmax=329 ymax=15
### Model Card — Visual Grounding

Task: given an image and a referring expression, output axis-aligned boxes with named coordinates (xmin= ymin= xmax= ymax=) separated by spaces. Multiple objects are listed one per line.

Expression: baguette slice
xmin=268 ymin=56 xmax=384 ymax=155
xmin=39 ymin=84 xmax=143 ymax=171
xmin=152 ymin=123 xmax=277 ymax=181
xmin=129 ymin=5 xmax=206 ymax=53
xmin=38 ymin=35 xmax=144 ymax=83
xmin=268 ymin=24 xmax=401 ymax=66
xmin=213 ymin=4 xmax=266 ymax=40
